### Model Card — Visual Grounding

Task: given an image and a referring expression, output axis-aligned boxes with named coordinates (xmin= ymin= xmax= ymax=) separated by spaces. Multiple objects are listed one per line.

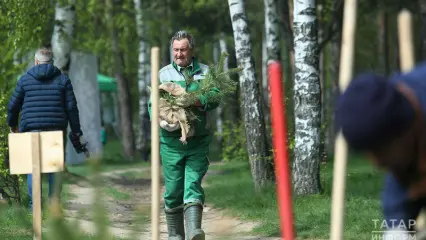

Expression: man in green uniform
xmin=148 ymin=30 xmax=220 ymax=240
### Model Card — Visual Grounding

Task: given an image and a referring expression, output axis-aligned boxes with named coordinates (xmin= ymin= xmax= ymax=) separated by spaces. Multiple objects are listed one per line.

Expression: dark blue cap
xmin=335 ymin=73 xmax=416 ymax=151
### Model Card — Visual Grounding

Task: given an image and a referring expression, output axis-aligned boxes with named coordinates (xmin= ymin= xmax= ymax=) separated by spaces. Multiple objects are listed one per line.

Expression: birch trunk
xmin=318 ymin=4 xmax=326 ymax=163
xmin=217 ymin=36 xmax=228 ymax=145
xmin=264 ymin=0 xmax=281 ymax=109
xmin=261 ymin=37 xmax=269 ymax=118
xmin=228 ymin=0 xmax=274 ymax=190
xmin=134 ymin=0 xmax=150 ymax=161
xmin=106 ymin=0 xmax=136 ymax=159
xmin=51 ymin=0 xmax=75 ymax=74
xmin=292 ymin=0 xmax=322 ymax=195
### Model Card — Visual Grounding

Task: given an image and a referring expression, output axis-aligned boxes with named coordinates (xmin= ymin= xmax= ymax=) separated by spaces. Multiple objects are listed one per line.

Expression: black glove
xmin=68 ymin=132 xmax=88 ymax=154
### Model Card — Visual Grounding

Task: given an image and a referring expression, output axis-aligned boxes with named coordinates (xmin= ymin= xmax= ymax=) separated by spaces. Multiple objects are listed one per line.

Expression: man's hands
xmin=9 ymin=127 xmax=18 ymax=133
xmin=68 ymin=132 xmax=88 ymax=154
xmin=159 ymin=120 xmax=180 ymax=132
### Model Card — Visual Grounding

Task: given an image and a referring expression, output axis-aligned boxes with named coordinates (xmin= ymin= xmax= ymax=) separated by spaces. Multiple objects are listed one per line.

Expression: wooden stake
xmin=32 ymin=133 xmax=42 ymax=240
xmin=398 ymin=10 xmax=414 ymax=73
xmin=150 ymin=46 xmax=161 ymax=240
xmin=330 ymin=0 xmax=358 ymax=239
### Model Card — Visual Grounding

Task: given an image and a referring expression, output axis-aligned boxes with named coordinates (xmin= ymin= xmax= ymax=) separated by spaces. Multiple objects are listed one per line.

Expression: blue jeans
xmin=26 ymin=129 xmax=66 ymax=210
xmin=27 ymin=173 xmax=58 ymax=209
xmin=382 ymin=173 xmax=426 ymax=230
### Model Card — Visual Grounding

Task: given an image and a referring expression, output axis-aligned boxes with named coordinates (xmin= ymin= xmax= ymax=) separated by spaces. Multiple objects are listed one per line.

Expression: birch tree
xmin=228 ymin=0 xmax=274 ymax=190
xmin=134 ymin=0 xmax=150 ymax=161
xmin=263 ymin=0 xmax=280 ymax=125
xmin=51 ymin=0 xmax=76 ymax=74
xmin=216 ymin=33 xmax=228 ymax=146
xmin=264 ymin=0 xmax=281 ymax=62
xmin=292 ymin=0 xmax=321 ymax=195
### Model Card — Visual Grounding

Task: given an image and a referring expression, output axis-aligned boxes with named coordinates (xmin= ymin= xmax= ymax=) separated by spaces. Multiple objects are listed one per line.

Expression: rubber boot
xmin=184 ymin=204 xmax=205 ymax=240
xmin=165 ymin=208 xmax=185 ymax=240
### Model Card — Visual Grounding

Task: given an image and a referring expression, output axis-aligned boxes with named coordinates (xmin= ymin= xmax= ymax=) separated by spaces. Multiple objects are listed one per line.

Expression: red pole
xmin=268 ymin=61 xmax=295 ymax=240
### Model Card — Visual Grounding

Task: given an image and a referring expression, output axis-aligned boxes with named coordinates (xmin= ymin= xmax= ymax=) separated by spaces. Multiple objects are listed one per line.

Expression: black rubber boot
xmin=165 ymin=208 xmax=185 ymax=240
xmin=184 ymin=204 xmax=205 ymax=240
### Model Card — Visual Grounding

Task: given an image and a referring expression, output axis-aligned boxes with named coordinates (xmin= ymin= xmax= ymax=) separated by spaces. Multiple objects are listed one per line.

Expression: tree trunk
xmin=261 ymin=36 xmax=270 ymax=124
xmin=420 ymin=0 xmax=426 ymax=60
xmin=228 ymin=0 xmax=274 ymax=191
xmin=134 ymin=0 xmax=150 ymax=161
xmin=292 ymin=0 xmax=322 ymax=195
xmin=216 ymin=35 xmax=228 ymax=146
xmin=288 ymin=0 xmax=295 ymax=71
xmin=106 ymin=0 xmax=136 ymax=159
xmin=51 ymin=0 xmax=75 ymax=74
xmin=378 ymin=11 xmax=389 ymax=75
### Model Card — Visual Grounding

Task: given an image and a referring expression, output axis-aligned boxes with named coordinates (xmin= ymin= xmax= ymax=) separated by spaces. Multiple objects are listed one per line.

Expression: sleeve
xmin=64 ymin=77 xmax=83 ymax=135
xmin=197 ymin=87 xmax=221 ymax=111
xmin=7 ymin=80 xmax=25 ymax=127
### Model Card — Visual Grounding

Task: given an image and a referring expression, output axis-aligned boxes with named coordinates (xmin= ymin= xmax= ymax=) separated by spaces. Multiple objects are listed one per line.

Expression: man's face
xmin=172 ymin=38 xmax=193 ymax=67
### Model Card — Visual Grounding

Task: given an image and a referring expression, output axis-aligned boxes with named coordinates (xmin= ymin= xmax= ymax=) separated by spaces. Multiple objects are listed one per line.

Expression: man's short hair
xmin=35 ymin=48 xmax=53 ymax=63
xmin=170 ymin=30 xmax=195 ymax=49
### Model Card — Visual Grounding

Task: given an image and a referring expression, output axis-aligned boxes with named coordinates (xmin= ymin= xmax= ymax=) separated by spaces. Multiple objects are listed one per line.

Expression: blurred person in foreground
xmin=335 ymin=62 xmax=426 ymax=238
xmin=148 ymin=30 xmax=220 ymax=240
xmin=7 ymin=47 xmax=87 ymax=210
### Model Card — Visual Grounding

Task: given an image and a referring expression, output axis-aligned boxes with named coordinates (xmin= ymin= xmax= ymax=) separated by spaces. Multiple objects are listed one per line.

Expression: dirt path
xmin=63 ymin=166 xmax=280 ymax=240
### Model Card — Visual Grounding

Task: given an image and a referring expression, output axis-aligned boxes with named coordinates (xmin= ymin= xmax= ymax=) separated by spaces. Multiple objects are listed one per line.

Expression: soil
xmin=62 ymin=166 xmax=281 ymax=240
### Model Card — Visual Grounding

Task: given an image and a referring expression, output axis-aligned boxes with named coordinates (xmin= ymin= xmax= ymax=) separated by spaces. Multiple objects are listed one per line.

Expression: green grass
xmin=104 ymin=186 xmax=131 ymax=201
xmin=66 ymin=139 xmax=150 ymax=178
xmin=204 ymin=155 xmax=385 ymax=239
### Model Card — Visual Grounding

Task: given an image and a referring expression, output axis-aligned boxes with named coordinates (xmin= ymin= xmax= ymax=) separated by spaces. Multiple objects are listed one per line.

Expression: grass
xmin=204 ymin=154 xmax=385 ymax=239
xmin=104 ymin=187 xmax=131 ymax=201
xmin=66 ymin=139 xmax=150 ymax=178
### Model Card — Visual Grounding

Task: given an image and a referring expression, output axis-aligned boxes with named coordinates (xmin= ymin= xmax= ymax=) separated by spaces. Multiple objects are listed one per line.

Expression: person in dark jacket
xmin=335 ymin=62 xmax=426 ymax=238
xmin=7 ymin=47 xmax=87 ymax=209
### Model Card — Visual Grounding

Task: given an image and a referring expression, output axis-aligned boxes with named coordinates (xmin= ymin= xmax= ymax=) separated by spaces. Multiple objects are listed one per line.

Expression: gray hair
xmin=170 ymin=30 xmax=195 ymax=49
xmin=35 ymin=48 xmax=53 ymax=63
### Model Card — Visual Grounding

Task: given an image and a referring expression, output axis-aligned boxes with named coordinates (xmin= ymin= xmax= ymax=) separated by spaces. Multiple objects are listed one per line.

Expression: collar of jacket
xmin=172 ymin=57 xmax=201 ymax=76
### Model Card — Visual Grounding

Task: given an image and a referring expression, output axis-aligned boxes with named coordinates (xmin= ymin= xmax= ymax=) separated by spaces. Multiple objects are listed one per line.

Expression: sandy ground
xmin=62 ymin=167 xmax=281 ymax=240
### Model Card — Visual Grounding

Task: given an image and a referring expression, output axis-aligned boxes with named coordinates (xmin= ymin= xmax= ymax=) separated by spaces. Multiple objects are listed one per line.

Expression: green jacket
xmin=148 ymin=58 xmax=220 ymax=140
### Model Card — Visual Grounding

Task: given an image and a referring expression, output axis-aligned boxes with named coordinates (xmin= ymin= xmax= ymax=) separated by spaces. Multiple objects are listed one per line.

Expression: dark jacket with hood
xmin=7 ymin=63 xmax=82 ymax=134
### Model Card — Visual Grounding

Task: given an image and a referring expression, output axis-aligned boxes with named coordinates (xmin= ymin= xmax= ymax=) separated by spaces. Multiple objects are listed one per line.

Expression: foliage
xmin=0 ymin=6 xmax=30 ymax=203
xmin=0 ymin=93 xmax=23 ymax=204
xmin=155 ymin=52 xmax=241 ymax=124
xmin=160 ymin=52 xmax=240 ymax=102
xmin=204 ymin=156 xmax=384 ymax=239
xmin=215 ymin=120 xmax=248 ymax=162
xmin=0 ymin=0 xmax=55 ymax=50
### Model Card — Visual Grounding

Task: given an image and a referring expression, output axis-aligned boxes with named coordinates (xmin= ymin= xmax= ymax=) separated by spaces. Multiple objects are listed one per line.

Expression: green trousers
xmin=160 ymin=135 xmax=211 ymax=211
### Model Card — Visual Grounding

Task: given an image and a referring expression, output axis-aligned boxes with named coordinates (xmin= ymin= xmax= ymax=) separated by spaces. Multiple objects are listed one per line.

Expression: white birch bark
xmin=264 ymin=0 xmax=281 ymax=61
xmin=217 ymin=34 xmax=228 ymax=141
xmin=228 ymin=0 xmax=274 ymax=190
xmin=292 ymin=0 xmax=322 ymax=195
xmin=134 ymin=0 xmax=150 ymax=160
xmin=51 ymin=0 xmax=75 ymax=73
xmin=262 ymin=36 xmax=268 ymax=107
